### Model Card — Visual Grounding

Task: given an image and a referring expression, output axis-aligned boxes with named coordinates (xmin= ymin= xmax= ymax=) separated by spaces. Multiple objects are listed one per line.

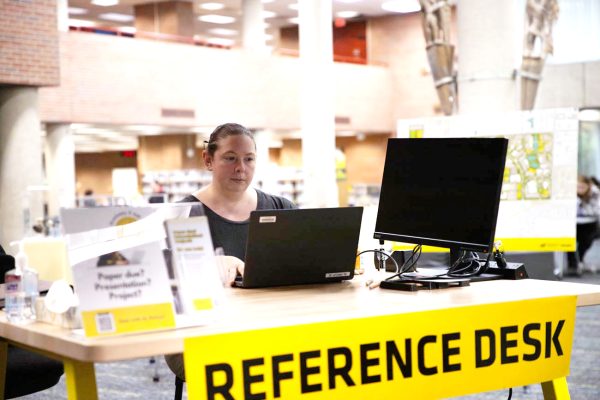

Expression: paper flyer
xmin=164 ymin=216 xmax=225 ymax=325
xmin=61 ymin=204 xmax=200 ymax=337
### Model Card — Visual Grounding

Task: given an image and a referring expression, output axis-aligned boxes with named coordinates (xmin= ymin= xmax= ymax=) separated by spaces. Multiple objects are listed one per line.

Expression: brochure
xmin=61 ymin=204 xmax=221 ymax=337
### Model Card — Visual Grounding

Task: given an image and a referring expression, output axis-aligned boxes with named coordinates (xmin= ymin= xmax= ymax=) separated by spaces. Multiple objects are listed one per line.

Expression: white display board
xmin=396 ymin=108 xmax=578 ymax=252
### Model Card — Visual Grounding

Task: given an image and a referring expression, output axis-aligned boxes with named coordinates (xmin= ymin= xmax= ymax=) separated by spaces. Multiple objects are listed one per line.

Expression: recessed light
xmin=68 ymin=18 xmax=97 ymax=27
xmin=98 ymin=13 xmax=134 ymax=22
xmin=91 ymin=0 xmax=119 ymax=6
xmin=68 ymin=7 xmax=88 ymax=15
xmin=200 ymin=2 xmax=225 ymax=10
xmin=337 ymin=0 xmax=362 ymax=3
xmin=198 ymin=14 xmax=236 ymax=24
xmin=206 ymin=37 xmax=235 ymax=46
xmin=288 ymin=4 xmax=298 ymax=10
xmin=261 ymin=0 xmax=275 ymax=3
xmin=209 ymin=28 xmax=237 ymax=36
xmin=119 ymin=26 xmax=137 ymax=34
xmin=381 ymin=0 xmax=421 ymax=13
xmin=288 ymin=17 xmax=299 ymax=24
xmin=262 ymin=10 xmax=276 ymax=19
xmin=336 ymin=11 xmax=360 ymax=18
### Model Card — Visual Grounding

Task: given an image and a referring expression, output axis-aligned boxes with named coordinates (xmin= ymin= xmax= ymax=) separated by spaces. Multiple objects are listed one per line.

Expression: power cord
xmin=382 ymin=244 xmax=424 ymax=281
xmin=357 ymin=245 xmax=424 ymax=289
xmin=446 ymin=250 xmax=492 ymax=278
xmin=356 ymin=249 xmax=400 ymax=274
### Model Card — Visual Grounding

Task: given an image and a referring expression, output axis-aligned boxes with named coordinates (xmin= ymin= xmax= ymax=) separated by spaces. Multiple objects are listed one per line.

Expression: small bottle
xmin=7 ymin=241 xmax=39 ymax=323
xmin=4 ymin=260 xmax=25 ymax=323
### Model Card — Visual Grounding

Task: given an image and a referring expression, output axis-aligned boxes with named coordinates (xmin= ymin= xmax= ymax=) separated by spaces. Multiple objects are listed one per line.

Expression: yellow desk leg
xmin=541 ymin=377 xmax=570 ymax=400
xmin=0 ymin=340 xmax=7 ymax=400
xmin=63 ymin=358 xmax=98 ymax=400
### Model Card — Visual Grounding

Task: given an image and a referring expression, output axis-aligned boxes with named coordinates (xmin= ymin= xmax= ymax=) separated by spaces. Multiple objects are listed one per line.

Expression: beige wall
xmin=336 ymin=134 xmax=391 ymax=185
xmin=39 ymin=32 xmax=394 ymax=133
xmin=138 ymin=134 xmax=203 ymax=173
xmin=75 ymin=152 xmax=137 ymax=196
xmin=368 ymin=13 xmax=442 ymax=120
xmin=537 ymin=61 xmax=600 ymax=109
xmin=278 ymin=135 xmax=391 ymax=185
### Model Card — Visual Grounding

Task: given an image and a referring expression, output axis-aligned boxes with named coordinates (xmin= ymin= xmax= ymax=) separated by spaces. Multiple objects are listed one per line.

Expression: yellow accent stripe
xmin=81 ymin=302 xmax=175 ymax=337
xmin=391 ymin=238 xmax=575 ymax=253
xmin=193 ymin=298 xmax=214 ymax=311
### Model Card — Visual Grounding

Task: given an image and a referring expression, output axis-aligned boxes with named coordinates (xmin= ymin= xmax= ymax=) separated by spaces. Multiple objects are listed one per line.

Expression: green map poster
xmin=397 ymin=108 xmax=578 ymax=252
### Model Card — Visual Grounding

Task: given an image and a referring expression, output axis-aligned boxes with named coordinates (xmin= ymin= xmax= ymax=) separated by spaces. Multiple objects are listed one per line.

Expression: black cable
xmin=447 ymin=250 xmax=492 ymax=278
xmin=356 ymin=249 xmax=400 ymax=274
xmin=383 ymin=244 xmax=423 ymax=281
xmin=507 ymin=387 xmax=512 ymax=400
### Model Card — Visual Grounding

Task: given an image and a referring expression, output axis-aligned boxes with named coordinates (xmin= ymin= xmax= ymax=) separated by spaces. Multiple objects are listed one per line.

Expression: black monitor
xmin=374 ymin=137 xmax=508 ymax=266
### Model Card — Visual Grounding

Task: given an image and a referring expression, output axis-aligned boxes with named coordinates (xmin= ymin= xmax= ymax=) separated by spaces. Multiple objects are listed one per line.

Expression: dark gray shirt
xmin=179 ymin=189 xmax=295 ymax=261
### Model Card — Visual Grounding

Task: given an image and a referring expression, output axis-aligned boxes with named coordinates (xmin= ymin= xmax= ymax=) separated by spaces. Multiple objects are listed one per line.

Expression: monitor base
xmin=380 ymin=278 xmax=470 ymax=291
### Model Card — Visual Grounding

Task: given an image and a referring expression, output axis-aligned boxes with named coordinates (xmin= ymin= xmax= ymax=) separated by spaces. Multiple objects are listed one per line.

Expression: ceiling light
xmin=264 ymin=33 xmax=274 ymax=41
xmin=579 ymin=108 xmax=600 ymax=122
xmin=262 ymin=10 xmax=276 ymax=19
xmin=200 ymin=2 xmax=225 ymax=10
xmin=68 ymin=7 xmax=88 ymax=15
xmin=288 ymin=4 xmax=298 ymax=10
xmin=381 ymin=0 xmax=421 ymax=13
xmin=123 ymin=125 xmax=163 ymax=134
xmin=261 ymin=0 xmax=275 ymax=3
xmin=91 ymin=0 xmax=119 ymax=6
xmin=198 ymin=14 xmax=236 ymax=24
xmin=68 ymin=18 xmax=97 ymax=27
xmin=288 ymin=17 xmax=299 ymax=24
xmin=209 ymin=28 xmax=237 ymax=36
xmin=98 ymin=13 xmax=134 ymax=22
xmin=206 ymin=37 xmax=235 ymax=46
xmin=337 ymin=0 xmax=362 ymax=3
xmin=336 ymin=11 xmax=360 ymax=18
xmin=119 ymin=26 xmax=136 ymax=34
xmin=70 ymin=123 xmax=93 ymax=129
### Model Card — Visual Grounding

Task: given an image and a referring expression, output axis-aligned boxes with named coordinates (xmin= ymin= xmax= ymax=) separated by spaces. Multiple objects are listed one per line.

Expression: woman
xmin=166 ymin=122 xmax=295 ymax=380
xmin=567 ymin=175 xmax=600 ymax=274
xmin=182 ymin=122 xmax=294 ymax=265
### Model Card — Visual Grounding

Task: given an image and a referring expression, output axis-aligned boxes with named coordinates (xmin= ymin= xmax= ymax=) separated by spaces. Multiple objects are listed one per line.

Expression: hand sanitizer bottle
xmin=6 ymin=241 xmax=39 ymax=323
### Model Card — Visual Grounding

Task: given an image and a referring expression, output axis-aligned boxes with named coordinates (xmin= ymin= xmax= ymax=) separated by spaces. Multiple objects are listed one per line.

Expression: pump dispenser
xmin=6 ymin=241 xmax=39 ymax=323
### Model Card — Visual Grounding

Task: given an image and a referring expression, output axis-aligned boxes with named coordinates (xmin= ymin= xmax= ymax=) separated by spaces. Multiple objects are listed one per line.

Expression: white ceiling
xmin=67 ymin=0 xmax=423 ymax=47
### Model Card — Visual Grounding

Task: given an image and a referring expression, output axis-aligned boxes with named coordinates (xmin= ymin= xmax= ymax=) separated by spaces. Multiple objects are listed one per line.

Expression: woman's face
xmin=577 ymin=181 xmax=590 ymax=197
xmin=205 ymin=134 xmax=256 ymax=193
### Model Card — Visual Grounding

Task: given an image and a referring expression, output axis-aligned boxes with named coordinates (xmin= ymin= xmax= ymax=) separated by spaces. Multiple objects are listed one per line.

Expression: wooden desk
xmin=1 ymin=278 xmax=599 ymax=399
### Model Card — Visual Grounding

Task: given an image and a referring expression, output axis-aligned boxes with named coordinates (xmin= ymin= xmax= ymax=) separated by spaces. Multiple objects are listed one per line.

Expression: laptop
xmin=235 ymin=207 xmax=364 ymax=288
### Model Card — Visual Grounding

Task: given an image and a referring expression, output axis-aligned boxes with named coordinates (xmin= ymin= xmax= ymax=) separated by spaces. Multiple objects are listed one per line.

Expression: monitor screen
xmin=374 ymin=138 xmax=508 ymax=254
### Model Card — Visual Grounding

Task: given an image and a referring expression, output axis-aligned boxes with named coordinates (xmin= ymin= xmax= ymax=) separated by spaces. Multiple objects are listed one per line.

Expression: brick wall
xmin=0 ymin=0 xmax=60 ymax=86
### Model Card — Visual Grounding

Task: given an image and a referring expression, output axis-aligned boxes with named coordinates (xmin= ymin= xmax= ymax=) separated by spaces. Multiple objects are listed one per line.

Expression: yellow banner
xmin=81 ymin=302 xmax=175 ymax=337
xmin=184 ymin=296 xmax=576 ymax=399
xmin=391 ymin=237 xmax=576 ymax=252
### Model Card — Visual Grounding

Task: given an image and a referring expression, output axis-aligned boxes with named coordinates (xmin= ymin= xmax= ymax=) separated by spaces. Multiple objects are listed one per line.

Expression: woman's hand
xmin=216 ymin=255 xmax=245 ymax=287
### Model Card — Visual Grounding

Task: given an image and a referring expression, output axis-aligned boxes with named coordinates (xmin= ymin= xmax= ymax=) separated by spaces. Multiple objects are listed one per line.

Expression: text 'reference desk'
xmin=1 ymin=278 xmax=600 ymax=400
